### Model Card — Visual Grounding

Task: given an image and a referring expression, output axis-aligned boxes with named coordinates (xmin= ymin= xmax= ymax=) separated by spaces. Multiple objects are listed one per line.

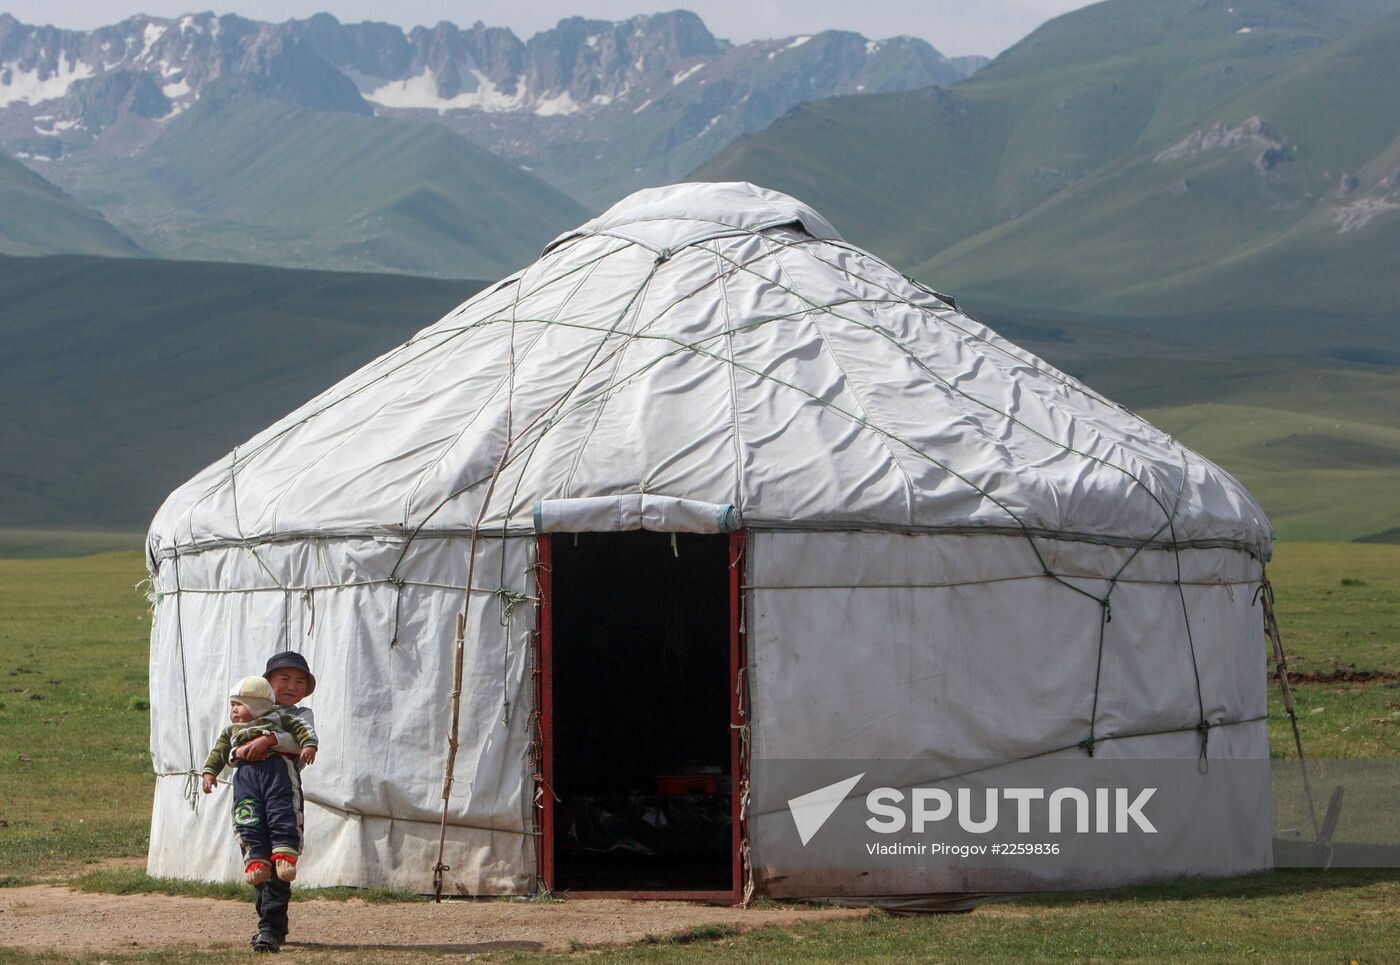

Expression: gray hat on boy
xmin=263 ymin=651 xmax=316 ymax=695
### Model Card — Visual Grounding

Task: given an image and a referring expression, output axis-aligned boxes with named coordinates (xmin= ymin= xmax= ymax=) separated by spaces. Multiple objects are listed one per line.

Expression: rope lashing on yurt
xmin=158 ymin=578 xmax=525 ymax=596
xmin=226 ymin=445 xmax=295 ymax=651
xmin=171 ymin=550 xmax=199 ymax=809
xmin=745 ymin=712 xmax=1273 ymax=828
xmin=431 ymin=254 xmax=666 ymax=900
xmin=430 ymin=334 xmax=518 ymax=902
xmin=482 ymin=303 xmax=1214 ymax=765
xmin=740 ymin=574 xmax=1262 ymax=591
xmin=494 ymin=586 xmax=536 ymax=728
xmin=442 ymin=226 xmax=1218 ymax=888
xmin=400 ymin=227 xmax=1212 ymax=893
xmin=155 ymin=215 xmax=1284 ymax=891
xmin=708 ymin=235 xmax=1215 ymax=757
xmin=1256 ymin=573 xmax=1320 ymax=839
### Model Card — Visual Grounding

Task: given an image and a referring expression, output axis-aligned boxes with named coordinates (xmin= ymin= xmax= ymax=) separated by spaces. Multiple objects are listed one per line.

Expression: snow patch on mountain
xmin=0 ymin=57 xmax=95 ymax=107
xmin=364 ymin=68 xmax=527 ymax=113
xmin=672 ymin=63 xmax=703 ymax=85
xmin=534 ymin=90 xmax=579 ymax=116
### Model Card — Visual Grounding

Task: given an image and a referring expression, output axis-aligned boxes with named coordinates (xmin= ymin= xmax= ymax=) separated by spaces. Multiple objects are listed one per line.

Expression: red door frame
xmin=728 ymin=529 xmax=749 ymax=905
xmin=534 ymin=530 xmax=748 ymax=903
xmin=533 ymin=535 xmax=555 ymax=894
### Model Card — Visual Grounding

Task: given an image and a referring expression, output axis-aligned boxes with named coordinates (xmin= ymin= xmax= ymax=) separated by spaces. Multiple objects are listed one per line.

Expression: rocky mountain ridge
xmin=0 ymin=10 xmax=985 ymax=203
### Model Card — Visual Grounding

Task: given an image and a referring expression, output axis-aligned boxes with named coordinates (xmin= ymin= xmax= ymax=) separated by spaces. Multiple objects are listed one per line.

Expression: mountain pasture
xmin=0 ymin=151 xmax=142 ymax=259
xmin=40 ymin=86 xmax=591 ymax=280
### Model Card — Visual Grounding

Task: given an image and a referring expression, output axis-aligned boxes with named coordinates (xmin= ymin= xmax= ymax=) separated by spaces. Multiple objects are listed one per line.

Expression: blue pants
xmin=231 ymin=755 xmax=303 ymax=860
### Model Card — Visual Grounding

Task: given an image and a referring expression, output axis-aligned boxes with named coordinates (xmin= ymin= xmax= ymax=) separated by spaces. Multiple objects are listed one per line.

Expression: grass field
xmin=540 ymin=872 xmax=1398 ymax=963
xmin=1141 ymin=381 xmax=1400 ymax=543
xmin=0 ymin=529 xmax=142 ymax=561
xmin=0 ymin=545 xmax=1395 ymax=961
xmin=0 ymin=553 xmax=152 ymax=878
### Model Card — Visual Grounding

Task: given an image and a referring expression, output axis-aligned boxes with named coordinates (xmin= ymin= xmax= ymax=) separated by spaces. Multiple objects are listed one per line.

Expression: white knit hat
xmin=230 ymin=676 xmax=276 ymax=718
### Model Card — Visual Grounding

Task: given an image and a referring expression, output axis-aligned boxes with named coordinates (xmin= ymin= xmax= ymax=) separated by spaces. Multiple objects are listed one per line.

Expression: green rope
xmin=494 ymin=587 xmax=534 ymax=627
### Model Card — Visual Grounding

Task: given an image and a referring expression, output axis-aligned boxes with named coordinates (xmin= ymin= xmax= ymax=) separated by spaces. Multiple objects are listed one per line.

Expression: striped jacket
xmin=201 ymin=711 xmax=318 ymax=776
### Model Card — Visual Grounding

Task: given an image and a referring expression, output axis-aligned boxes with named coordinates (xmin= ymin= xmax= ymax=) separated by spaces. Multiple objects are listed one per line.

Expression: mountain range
xmin=0 ymin=8 xmax=984 ymax=271
xmin=26 ymin=80 xmax=595 ymax=279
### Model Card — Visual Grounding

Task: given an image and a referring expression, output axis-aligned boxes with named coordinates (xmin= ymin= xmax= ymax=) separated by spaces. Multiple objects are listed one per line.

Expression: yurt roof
xmin=149 ymin=182 xmax=1271 ymax=559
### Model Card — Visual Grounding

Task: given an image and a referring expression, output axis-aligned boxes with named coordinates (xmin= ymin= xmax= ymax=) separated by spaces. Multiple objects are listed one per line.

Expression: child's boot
xmin=273 ymin=851 xmax=298 ymax=882
xmin=244 ymin=858 xmax=272 ymax=886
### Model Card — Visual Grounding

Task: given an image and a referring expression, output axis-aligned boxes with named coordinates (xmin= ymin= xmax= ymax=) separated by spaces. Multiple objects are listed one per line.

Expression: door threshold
xmin=557 ymin=889 xmax=735 ymax=903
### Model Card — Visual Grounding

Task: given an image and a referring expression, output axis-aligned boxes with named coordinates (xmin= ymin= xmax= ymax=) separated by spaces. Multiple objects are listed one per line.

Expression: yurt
xmin=146 ymin=182 xmax=1275 ymax=902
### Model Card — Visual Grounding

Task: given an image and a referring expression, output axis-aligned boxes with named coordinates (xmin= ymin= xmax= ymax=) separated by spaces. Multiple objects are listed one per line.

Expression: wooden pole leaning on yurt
xmin=431 ymin=311 xmax=521 ymax=901
xmin=432 ymin=610 xmax=469 ymax=901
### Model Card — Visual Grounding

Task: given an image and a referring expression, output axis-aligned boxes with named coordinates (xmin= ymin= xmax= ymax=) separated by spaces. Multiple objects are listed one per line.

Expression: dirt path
xmin=0 ymin=881 xmax=861 ymax=960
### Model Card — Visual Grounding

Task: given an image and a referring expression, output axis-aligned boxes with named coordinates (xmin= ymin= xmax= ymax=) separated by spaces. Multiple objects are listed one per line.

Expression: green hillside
xmin=0 ymin=151 xmax=143 ymax=258
xmin=921 ymin=5 xmax=1400 ymax=354
xmin=693 ymin=86 xmax=1010 ymax=271
xmin=0 ymin=253 xmax=485 ymax=531
xmin=1133 ymin=363 xmax=1400 ymax=542
xmin=43 ymin=82 xmax=591 ymax=280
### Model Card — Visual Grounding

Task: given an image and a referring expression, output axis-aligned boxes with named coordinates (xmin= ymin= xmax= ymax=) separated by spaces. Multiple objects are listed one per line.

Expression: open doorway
xmin=541 ymin=531 xmax=735 ymax=895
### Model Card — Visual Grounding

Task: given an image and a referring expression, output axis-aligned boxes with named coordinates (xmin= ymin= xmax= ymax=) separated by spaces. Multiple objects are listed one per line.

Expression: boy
xmin=236 ymin=652 xmax=317 ymax=763
xmin=201 ymin=675 xmax=317 ymax=953
xmin=230 ymin=652 xmax=317 ymax=952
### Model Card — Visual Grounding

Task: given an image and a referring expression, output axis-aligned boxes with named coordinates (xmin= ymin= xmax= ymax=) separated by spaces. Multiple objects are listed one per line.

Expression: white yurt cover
xmin=147 ymin=181 xmax=1274 ymax=897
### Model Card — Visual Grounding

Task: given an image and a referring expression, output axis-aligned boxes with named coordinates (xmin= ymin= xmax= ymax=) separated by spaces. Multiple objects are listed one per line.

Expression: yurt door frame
xmin=534 ymin=530 xmax=748 ymax=903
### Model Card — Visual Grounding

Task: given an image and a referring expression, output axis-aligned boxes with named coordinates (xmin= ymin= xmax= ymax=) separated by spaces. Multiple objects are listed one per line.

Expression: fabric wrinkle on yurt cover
xmin=148 ymin=181 xmax=1270 ymax=554
xmin=145 ymin=181 xmax=1275 ymax=896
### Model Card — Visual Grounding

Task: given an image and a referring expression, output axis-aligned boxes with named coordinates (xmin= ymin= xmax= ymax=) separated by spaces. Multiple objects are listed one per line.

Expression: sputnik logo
xmin=786 ymin=773 xmax=864 ymax=846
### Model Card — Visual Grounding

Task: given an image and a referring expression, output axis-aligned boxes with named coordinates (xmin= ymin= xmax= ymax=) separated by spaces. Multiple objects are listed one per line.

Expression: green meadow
xmin=0 ymin=552 xmax=152 ymax=878
xmin=1136 ymin=363 xmax=1400 ymax=544
xmin=538 ymin=871 xmax=1398 ymax=963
